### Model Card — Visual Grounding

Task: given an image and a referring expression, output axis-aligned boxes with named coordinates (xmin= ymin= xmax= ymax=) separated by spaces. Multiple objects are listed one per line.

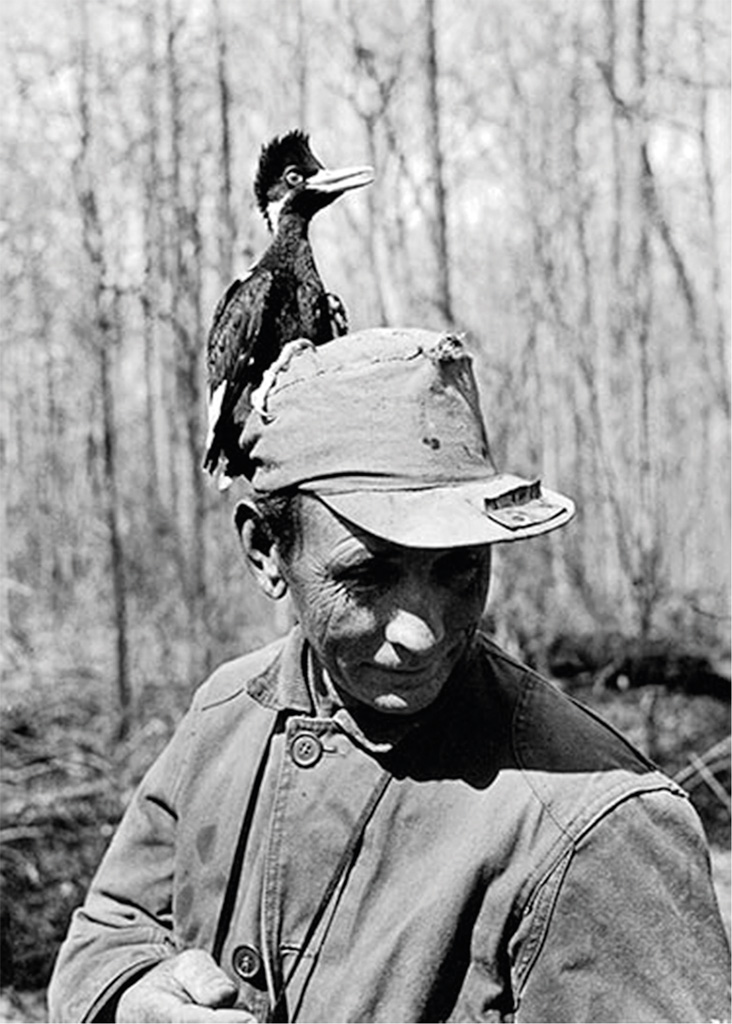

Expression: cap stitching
xmin=257 ymin=330 xmax=469 ymax=404
xmin=266 ymin=346 xmax=427 ymax=400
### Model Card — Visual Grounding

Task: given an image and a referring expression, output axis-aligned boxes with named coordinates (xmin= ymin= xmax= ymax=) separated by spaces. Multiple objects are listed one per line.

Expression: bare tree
xmin=212 ymin=0 xmax=235 ymax=281
xmin=695 ymin=0 xmax=730 ymax=416
xmin=164 ymin=0 xmax=210 ymax=676
xmin=341 ymin=6 xmax=406 ymax=324
xmin=73 ymin=0 xmax=131 ymax=739
xmin=140 ymin=1 xmax=169 ymax=513
xmin=423 ymin=0 xmax=453 ymax=325
xmin=294 ymin=0 xmax=309 ymax=127
xmin=0 ymin=291 xmax=10 ymax=651
xmin=631 ymin=0 xmax=662 ymax=640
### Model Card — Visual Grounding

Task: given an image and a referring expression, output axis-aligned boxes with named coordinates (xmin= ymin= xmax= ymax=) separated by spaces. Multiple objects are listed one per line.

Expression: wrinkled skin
xmin=242 ymin=493 xmax=492 ymax=715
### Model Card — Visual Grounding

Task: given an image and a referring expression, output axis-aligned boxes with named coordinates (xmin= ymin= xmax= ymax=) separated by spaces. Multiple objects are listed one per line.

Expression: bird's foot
xmin=251 ymin=338 xmax=315 ymax=419
xmin=326 ymin=292 xmax=349 ymax=336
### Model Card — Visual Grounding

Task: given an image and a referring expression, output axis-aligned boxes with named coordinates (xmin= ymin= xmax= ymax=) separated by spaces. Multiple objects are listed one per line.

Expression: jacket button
xmin=290 ymin=731 xmax=323 ymax=768
xmin=232 ymin=944 xmax=263 ymax=983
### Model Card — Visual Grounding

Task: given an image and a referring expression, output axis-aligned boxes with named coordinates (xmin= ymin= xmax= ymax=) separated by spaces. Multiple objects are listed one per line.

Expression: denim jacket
xmin=48 ymin=629 xmax=730 ymax=1023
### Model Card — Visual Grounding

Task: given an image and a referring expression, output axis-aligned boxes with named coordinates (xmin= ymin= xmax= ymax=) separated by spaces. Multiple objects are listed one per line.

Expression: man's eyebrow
xmin=328 ymin=546 xmax=401 ymax=572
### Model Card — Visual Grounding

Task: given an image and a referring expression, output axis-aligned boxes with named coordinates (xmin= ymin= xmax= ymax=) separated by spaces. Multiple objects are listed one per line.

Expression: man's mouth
xmin=369 ymin=656 xmax=436 ymax=673
xmin=370 ymin=650 xmax=458 ymax=679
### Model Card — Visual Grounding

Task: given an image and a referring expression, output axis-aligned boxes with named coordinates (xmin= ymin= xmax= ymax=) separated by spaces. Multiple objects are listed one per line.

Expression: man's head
xmin=235 ymin=327 xmax=574 ymax=713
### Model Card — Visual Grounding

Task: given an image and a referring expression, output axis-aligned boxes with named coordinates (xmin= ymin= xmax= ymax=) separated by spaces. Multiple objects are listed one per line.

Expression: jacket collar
xmin=244 ymin=627 xmax=415 ymax=751
xmin=245 ymin=626 xmax=314 ymax=714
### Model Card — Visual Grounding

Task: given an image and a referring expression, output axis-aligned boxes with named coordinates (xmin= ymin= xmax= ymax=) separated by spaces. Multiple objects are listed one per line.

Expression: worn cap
xmin=239 ymin=328 xmax=575 ymax=548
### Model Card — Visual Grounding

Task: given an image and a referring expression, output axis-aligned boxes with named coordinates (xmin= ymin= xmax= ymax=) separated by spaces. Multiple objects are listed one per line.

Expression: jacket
xmin=48 ymin=629 xmax=731 ymax=1023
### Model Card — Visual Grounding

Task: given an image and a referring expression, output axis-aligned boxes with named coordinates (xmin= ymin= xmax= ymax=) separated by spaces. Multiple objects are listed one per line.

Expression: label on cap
xmin=484 ymin=497 xmax=564 ymax=531
xmin=483 ymin=478 xmax=542 ymax=510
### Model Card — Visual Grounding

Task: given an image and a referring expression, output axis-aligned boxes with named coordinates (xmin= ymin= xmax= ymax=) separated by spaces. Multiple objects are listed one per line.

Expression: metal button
xmin=232 ymin=944 xmax=263 ymax=983
xmin=290 ymin=731 xmax=323 ymax=768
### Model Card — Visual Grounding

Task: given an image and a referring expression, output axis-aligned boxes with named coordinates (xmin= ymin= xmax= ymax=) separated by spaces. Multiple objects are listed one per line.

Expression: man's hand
xmin=115 ymin=949 xmax=257 ymax=1022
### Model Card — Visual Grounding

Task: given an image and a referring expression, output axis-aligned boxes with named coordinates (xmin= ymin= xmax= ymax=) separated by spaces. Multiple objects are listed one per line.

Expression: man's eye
xmin=337 ymin=562 xmax=398 ymax=593
xmin=434 ymin=553 xmax=482 ymax=587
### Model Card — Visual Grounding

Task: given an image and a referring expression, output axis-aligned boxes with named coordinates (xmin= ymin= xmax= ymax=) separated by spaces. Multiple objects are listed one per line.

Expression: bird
xmin=203 ymin=130 xmax=373 ymax=480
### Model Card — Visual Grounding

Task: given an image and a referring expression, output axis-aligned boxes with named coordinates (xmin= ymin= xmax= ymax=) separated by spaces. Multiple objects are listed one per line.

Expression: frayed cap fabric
xmin=239 ymin=328 xmax=575 ymax=547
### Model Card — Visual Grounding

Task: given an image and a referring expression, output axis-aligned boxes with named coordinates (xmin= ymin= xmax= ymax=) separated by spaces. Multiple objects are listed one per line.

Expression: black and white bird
xmin=203 ymin=130 xmax=373 ymax=480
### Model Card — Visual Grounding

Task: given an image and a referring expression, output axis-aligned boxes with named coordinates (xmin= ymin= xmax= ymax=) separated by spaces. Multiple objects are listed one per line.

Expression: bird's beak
xmin=305 ymin=165 xmax=374 ymax=195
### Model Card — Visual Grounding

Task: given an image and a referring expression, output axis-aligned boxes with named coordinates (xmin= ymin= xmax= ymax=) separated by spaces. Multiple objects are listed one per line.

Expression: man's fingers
xmin=172 ymin=949 xmax=239 ymax=1008
xmin=115 ymin=950 xmax=257 ymax=1021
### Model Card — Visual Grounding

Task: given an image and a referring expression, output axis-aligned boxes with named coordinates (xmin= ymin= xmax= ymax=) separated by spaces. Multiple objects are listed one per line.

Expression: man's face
xmin=279 ymin=496 xmax=492 ymax=715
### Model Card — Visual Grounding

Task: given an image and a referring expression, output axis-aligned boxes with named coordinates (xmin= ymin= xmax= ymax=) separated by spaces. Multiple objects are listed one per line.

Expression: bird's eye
xmin=284 ymin=168 xmax=304 ymax=187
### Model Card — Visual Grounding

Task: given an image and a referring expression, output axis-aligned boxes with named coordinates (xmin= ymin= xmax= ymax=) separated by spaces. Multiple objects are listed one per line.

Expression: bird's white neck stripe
xmin=267 ymin=196 xmax=287 ymax=231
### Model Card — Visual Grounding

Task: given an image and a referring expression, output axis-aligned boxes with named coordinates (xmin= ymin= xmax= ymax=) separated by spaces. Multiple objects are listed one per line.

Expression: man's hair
xmin=252 ymin=490 xmax=302 ymax=560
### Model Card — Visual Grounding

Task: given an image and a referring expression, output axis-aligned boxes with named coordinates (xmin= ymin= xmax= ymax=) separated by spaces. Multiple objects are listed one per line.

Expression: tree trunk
xmin=141 ymin=1 xmax=169 ymax=512
xmin=633 ymin=0 xmax=658 ymax=642
xmin=694 ymin=0 xmax=731 ymax=595
xmin=342 ymin=10 xmax=406 ymax=324
xmin=213 ymin=0 xmax=235 ymax=281
xmin=0 ymin=332 xmax=9 ymax=650
xmin=99 ymin=335 xmax=132 ymax=740
xmin=602 ymin=0 xmax=623 ymax=288
xmin=74 ymin=0 xmax=131 ymax=739
xmin=424 ymin=0 xmax=452 ymax=325
xmin=165 ymin=0 xmax=210 ymax=677
xmin=362 ymin=115 xmax=399 ymax=325
xmin=294 ymin=0 xmax=308 ymax=128
xmin=598 ymin=0 xmax=625 ymax=599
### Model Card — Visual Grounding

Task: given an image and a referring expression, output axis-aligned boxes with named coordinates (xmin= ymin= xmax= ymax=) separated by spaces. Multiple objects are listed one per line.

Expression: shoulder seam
xmin=512 ymin=784 xmax=691 ymax=1001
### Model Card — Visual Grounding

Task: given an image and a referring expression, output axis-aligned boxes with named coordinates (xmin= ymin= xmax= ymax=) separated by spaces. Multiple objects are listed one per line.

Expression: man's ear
xmin=234 ymin=500 xmax=288 ymax=600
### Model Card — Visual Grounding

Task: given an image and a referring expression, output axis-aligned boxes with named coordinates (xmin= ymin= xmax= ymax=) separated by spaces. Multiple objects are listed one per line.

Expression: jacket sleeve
xmin=47 ymin=704 xmax=199 ymax=1024
xmin=511 ymin=789 xmax=731 ymax=1023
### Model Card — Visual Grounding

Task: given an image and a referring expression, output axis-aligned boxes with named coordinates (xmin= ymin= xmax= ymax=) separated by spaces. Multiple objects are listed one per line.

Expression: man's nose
xmin=384 ymin=586 xmax=447 ymax=654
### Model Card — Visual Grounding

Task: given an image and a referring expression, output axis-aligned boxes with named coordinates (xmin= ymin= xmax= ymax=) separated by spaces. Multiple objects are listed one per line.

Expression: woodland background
xmin=1 ymin=0 xmax=730 ymax=1018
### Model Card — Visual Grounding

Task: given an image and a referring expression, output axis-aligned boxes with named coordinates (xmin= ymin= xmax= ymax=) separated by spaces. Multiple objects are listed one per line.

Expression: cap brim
xmin=313 ymin=474 xmax=575 ymax=548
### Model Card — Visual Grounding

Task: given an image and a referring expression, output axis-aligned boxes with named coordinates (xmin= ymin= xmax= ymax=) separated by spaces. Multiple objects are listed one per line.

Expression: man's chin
xmin=371 ymin=692 xmax=424 ymax=715
xmin=332 ymin=640 xmax=470 ymax=715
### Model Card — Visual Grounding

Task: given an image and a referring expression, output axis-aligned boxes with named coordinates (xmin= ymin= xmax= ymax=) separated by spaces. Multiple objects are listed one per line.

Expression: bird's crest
xmin=254 ymin=130 xmax=322 ymax=216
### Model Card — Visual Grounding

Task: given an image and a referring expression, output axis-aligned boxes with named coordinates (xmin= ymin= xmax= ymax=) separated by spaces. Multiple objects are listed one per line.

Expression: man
xmin=49 ymin=328 xmax=729 ymax=1023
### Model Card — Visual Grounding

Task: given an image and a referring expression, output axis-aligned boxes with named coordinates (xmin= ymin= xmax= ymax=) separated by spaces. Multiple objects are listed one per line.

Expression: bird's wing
xmin=207 ymin=268 xmax=255 ymax=385
xmin=206 ymin=267 xmax=275 ymax=391
xmin=210 ymin=275 xmax=245 ymax=331
xmin=203 ymin=268 xmax=274 ymax=473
